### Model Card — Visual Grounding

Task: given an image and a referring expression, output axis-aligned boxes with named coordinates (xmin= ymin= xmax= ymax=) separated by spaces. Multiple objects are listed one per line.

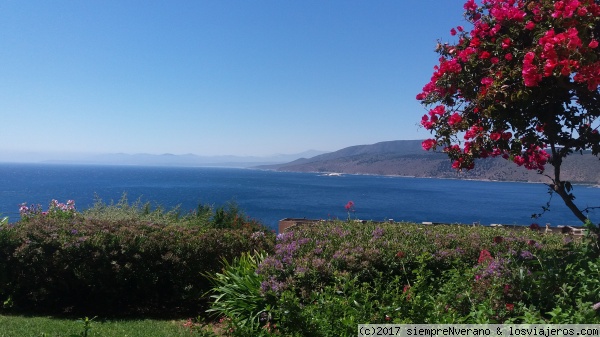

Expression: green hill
xmin=256 ymin=140 xmax=600 ymax=185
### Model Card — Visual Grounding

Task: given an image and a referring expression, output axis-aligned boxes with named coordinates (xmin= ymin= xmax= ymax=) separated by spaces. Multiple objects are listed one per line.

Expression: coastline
xmin=253 ymin=167 xmax=600 ymax=188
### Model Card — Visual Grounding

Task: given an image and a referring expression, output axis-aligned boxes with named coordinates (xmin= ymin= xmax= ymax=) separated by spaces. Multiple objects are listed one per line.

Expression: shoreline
xmin=254 ymin=167 xmax=600 ymax=188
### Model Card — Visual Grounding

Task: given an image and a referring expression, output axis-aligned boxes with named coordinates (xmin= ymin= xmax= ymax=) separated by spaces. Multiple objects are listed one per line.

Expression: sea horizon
xmin=1 ymin=163 xmax=598 ymax=230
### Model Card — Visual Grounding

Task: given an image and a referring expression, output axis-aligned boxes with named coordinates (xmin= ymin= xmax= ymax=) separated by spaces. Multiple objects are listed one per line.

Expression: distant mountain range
xmin=255 ymin=140 xmax=600 ymax=185
xmin=0 ymin=150 xmax=328 ymax=168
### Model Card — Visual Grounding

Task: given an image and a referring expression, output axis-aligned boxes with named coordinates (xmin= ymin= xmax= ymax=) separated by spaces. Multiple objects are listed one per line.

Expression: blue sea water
xmin=1 ymin=163 xmax=599 ymax=231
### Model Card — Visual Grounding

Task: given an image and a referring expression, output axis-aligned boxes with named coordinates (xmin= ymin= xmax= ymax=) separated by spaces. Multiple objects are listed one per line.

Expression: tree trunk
xmin=550 ymin=145 xmax=589 ymax=224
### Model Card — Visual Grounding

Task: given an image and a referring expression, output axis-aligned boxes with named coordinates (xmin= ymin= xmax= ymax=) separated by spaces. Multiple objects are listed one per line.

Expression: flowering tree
xmin=418 ymin=0 xmax=600 ymax=223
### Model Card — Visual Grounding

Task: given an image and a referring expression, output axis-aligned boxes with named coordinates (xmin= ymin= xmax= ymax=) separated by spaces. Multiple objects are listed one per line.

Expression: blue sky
xmin=0 ymin=0 xmax=467 ymax=158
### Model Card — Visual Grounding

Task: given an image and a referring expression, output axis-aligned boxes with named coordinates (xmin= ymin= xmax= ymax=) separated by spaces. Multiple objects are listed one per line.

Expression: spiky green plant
xmin=206 ymin=251 xmax=270 ymax=330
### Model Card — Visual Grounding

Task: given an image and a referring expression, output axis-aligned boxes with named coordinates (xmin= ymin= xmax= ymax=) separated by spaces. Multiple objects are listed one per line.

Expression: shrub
xmin=0 ymin=199 xmax=276 ymax=315
xmin=206 ymin=251 xmax=272 ymax=333
xmin=253 ymin=221 xmax=598 ymax=328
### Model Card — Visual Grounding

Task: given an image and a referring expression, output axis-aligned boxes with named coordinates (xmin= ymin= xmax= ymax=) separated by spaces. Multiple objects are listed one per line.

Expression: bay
xmin=1 ymin=163 xmax=598 ymax=231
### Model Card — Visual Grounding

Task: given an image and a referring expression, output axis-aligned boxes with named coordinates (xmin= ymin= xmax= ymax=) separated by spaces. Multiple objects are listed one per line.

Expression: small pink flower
xmin=464 ymin=0 xmax=477 ymax=11
xmin=421 ymin=139 xmax=436 ymax=151
xmin=448 ymin=113 xmax=462 ymax=126
xmin=478 ymin=249 xmax=493 ymax=264
xmin=589 ymin=40 xmax=599 ymax=49
xmin=481 ymin=77 xmax=494 ymax=86
xmin=525 ymin=21 xmax=535 ymax=30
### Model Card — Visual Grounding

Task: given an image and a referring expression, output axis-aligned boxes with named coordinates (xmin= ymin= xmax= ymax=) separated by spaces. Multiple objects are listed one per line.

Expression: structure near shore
xmin=278 ymin=217 xmax=587 ymax=235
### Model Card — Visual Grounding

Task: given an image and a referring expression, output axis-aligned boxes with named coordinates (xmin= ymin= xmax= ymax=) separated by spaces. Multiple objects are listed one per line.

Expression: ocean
xmin=1 ymin=163 xmax=598 ymax=231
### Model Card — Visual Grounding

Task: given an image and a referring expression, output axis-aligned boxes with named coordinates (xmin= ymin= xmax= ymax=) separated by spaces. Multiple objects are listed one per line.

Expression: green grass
xmin=0 ymin=314 xmax=195 ymax=337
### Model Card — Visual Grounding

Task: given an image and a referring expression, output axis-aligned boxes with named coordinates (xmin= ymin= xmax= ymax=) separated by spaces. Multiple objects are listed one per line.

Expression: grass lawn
xmin=0 ymin=314 xmax=197 ymax=337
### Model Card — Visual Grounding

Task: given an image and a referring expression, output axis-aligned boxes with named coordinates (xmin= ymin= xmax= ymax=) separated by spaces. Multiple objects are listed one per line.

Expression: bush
xmin=0 ymin=199 xmax=275 ymax=315
xmin=206 ymin=251 xmax=272 ymax=334
xmin=250 ymin=221 xmax=600 ymax=331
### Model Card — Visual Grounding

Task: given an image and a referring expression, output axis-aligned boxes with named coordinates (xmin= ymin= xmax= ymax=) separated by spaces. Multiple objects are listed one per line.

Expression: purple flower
xmin=312 ymin=258 xmax=326 ymax=269
xmin=256 ymin=257 xmax=284 ymax=274
xmin=371 ymin=227 xmax=385 ymax=240
xmin=260 ymin=276 xmax=285 ymax=294
xmin=331 ymin=226 xmax=349 ymax=237
xmin=520 ymin=250 xmax=535 ymax=260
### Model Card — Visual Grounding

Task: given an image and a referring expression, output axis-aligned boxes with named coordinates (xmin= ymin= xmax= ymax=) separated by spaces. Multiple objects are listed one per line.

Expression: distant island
xmin=0 ymin=150 xmax=329 ymax=168
xmin=255 ymin=140 xmax=600 ymax=185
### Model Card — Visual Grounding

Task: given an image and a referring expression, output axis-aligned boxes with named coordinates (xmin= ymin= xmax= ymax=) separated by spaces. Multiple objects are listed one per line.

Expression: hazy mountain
xmin=256 ymin=140 xmax=600 ymax=185
xmin=0 ymin=150 xmax=329 ymax=168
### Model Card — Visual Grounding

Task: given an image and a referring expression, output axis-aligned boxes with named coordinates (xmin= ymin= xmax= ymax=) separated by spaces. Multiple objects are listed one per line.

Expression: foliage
xmin=236 ymin=221 xmax=600 ymax=335
xmin=210 ymin=202 xmax=267 ymax=232
xmin=83 ymin=194 xmax=265 ymax=231
xmin=81 ymin=194 xmax=188 ymax=225
xmin=20 ymin=199 xmax=77 ymax=222
xmin=418 ymin=0 xmax=600 ymax=223
xmin=0 ymin=198 xmax=275 ymax=315
xmin=206 ymin=251 xmax=274 ymax=336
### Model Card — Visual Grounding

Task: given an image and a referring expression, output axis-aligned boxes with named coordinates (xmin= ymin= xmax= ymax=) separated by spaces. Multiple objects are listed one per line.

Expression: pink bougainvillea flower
xmin=525 ymin=21 xmax=535 ymax=30
xmin=430 ymin=105 xmax=445 ymax=116
xmin=513 ymin=156 xmax=526 ymax=166
xmin=421 ymin=139 xmax=436 ymax=151
xmin=481 ymin=77 xmax=494 ymax=86
xmin=448 ymin=113 xmax=462 ymax=126
xmin=464 ymin=0 xmax=477 ymax=11
xmin=589 ymin=40 xmax=599 ymax=49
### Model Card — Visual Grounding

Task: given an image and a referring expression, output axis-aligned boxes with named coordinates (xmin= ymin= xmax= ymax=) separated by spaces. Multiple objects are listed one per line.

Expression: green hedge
xmin=0 ymin=213 xmax=275 ymax=315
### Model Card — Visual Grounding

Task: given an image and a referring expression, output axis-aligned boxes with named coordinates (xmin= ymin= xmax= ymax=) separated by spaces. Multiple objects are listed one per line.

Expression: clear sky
xmin=0 ymin=0 xmax=467 ymax=158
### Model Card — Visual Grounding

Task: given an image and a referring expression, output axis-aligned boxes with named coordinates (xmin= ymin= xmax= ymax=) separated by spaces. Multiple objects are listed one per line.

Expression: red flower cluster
xmin=522 ymin=51 xmax=542 ymax=87
xmin=421 ymin=139 xmax=436 ymax=151
xmin=417 ymin=0 xmax=599 ymax=177
xmin=478 ymin=249 xmax=493 ymax=264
